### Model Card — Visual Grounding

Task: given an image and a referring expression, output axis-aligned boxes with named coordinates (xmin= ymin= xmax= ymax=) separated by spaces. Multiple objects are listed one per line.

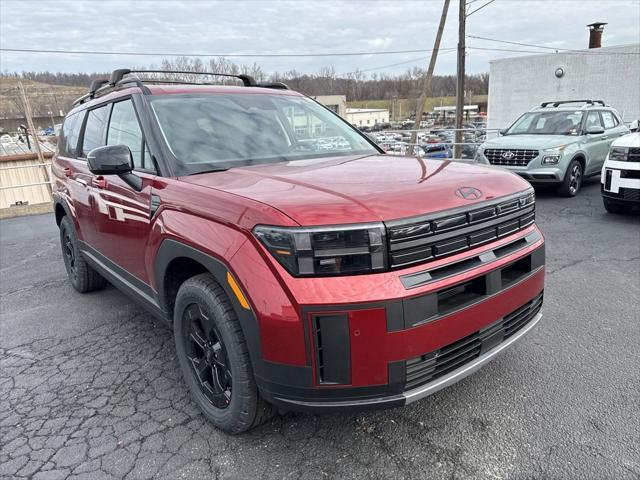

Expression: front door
xmin=583 ymin=111 xmax=609 ymax=175
xmin=88 ymin=98 xmax=157 ymax=285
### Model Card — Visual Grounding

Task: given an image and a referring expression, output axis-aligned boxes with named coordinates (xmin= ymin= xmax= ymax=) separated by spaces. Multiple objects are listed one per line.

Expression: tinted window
xmin=81 ymin=104 xmax=110 ymax=157
xmin=601 ymin=111 xmax=617 ymax=129
xmin=107 ymin=100 xmax=146 ymax=169
xmin=585 ymin=111 xmax=603 ymax=130
xmin=58 ymin=111 xmax=84 ymax=158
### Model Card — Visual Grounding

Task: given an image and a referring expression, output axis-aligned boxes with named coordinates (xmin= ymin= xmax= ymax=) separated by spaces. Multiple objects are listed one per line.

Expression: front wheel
xmin=173 ymin=273 xmax=274 ymax=434
xmin=557 ymin=159 xmax=583 ymax=197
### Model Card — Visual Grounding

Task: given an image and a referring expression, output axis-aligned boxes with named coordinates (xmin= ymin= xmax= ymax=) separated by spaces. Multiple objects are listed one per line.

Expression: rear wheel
xmin=557 ymin=159 xmax=583 ymax=197
xmin=173 ymin=273 xmax=274 ymax=433
xmin=59 ymin=216 xmax=107 ymax=293
xmin=603 ymin=197 xmax=631 ymax=214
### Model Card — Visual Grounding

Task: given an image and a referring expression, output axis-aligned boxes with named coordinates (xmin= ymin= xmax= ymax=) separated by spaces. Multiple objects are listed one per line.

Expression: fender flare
xmin=154 ymin=239 xmax=264 ymax=376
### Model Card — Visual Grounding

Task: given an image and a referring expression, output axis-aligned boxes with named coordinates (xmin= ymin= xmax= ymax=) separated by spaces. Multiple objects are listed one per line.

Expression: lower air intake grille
xmin=405 ymin=292 xmax=543 ymax=391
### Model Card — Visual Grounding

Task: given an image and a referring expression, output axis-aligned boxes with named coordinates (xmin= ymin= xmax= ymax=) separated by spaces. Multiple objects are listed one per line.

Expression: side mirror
xmin=87 ymin=145 xmax=133 ymax=175
xmin=499 ymin=129 xmax=507 ymax=136
xmin=585 ymin=125 xmax=605 ymax=135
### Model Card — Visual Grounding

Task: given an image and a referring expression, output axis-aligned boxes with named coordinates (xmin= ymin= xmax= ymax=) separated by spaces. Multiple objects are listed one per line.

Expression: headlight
xmin=474 ymin=147 xmax=489 ymax=164
xmin=609 ymin=146 xmax=628 ymax=161
xmin=253 ymin=223 xmax=386 ymax=277
xmin=542 ymin=145 xmax=566 ymax=164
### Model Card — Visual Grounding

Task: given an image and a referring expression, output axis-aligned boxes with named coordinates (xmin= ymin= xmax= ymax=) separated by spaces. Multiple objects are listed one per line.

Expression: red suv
xmin=52 ymin=69 xmax=545 ymax=433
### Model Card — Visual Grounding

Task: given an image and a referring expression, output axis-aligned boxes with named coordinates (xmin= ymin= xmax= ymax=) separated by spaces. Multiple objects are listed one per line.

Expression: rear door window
xmin=81 ymin=104 xmax=111 ymax=157
xmin=57 ymin=111 xmax=85 ymax=158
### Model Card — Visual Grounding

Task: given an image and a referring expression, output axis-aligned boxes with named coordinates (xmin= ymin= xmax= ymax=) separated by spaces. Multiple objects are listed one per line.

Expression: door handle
xmin=92 ymin=176 xmax=107 ymax=189
xmin=63 ymin=167 xmax=72 ymax=177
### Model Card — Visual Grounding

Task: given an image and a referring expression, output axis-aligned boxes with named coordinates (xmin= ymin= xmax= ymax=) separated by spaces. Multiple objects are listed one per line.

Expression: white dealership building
xmin=345 ymin=108 xmax=390 ymax=127
xmin=487 ymin=43 xmax=640 ymax=130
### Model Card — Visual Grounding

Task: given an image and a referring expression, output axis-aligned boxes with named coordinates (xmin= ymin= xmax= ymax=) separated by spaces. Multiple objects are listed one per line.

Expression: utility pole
xmin=454 ymin=0 xmax=466 ymax=158
xmin=17 ymin=81 xmax=51 ymax=195
xmin=407 ymin=0 xmax=451 ymax=155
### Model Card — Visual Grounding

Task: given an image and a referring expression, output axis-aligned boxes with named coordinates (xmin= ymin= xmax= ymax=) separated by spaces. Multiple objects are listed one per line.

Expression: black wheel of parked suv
xmin=557 ymin=159 xmax=583 ymax=197
xmin=603 ymin=197 xmax=631 ymax=214
xmin=173 ymin=273 xmax=274 ymax=434
xmin=59 ymin=216 xmax=107 ymax=293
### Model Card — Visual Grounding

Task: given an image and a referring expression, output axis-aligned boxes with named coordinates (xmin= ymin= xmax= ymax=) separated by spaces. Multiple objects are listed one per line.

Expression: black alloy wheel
xmin=184 ymin=303 xmax=232 ymax=409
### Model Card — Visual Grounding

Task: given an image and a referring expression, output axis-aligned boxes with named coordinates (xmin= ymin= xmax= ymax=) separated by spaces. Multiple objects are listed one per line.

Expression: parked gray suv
xmin=476 ymin=100 xmax=629 ymax=196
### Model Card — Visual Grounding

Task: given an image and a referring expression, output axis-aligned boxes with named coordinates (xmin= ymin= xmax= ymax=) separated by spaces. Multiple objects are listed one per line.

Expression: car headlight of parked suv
xmin=474 ymin=147 xmax=489 ymax=164
xmin=609 ymin=146 xmax=628 ymax=161
xmin=254 ymin=223 xmax=386 ymax=276
xmin=541 ymin=145 xmax=567 ymax=164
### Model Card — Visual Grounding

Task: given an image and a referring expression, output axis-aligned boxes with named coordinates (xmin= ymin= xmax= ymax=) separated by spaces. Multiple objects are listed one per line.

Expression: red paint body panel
xmin=53 ymin=84 xmax=546 ymax=409
xmin=181 ymin=155 xmax=531 ymax=225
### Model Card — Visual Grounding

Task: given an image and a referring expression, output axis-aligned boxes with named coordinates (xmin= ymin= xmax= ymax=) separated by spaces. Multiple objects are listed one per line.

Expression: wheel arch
xmin=154 ymin=239 xmax=263 ymax=373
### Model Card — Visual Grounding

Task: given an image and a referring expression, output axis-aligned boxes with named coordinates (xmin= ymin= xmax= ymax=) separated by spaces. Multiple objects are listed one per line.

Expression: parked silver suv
xmin=476 ymin=100 xmax=629 ymax=196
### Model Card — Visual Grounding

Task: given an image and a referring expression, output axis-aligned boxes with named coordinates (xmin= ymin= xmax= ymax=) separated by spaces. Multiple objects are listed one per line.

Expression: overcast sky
xmin=1 ymin=0 xmax=639 ymax=76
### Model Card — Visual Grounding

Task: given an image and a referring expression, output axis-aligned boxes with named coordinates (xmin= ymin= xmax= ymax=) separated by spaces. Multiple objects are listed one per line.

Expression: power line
xmin=1 ymin=46 xmax=454 ymax=58
xmin=467 ymin=35 xmax=640 ymax=54
xmin=338 ymin=49 xmax=456 ymax=76
xmin=466 ymin=0 xmax=495 ymax=17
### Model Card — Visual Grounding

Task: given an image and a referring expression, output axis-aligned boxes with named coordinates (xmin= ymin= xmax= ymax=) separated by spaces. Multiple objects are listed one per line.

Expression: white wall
xmin=487 ymin=44 xmax=640 ymax=129
xmin=345 ymin=109 xmax=390 ymax=126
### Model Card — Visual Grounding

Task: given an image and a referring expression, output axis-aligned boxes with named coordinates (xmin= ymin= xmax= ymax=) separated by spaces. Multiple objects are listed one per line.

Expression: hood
xmin=180 ymin=154 xmax=532 ymax=226
xmin=611 ymin=132 xmax=640 ymax=148
xmin=482 ymin=134 xmax=579 ymax=150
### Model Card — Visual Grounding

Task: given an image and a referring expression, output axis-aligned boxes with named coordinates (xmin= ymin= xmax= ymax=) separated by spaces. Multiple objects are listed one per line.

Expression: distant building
xmin=345 ymin=108 xmax=389 ymax=127
xmin=312 ymin=95 xmax=347 ymax=117
xmin=487 ymin=43 xmax=640 ymax=129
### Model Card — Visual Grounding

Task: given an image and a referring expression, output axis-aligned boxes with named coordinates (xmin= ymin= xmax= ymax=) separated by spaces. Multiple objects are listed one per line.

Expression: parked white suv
xmin=601 ymin=132 xmax=640 ymax=213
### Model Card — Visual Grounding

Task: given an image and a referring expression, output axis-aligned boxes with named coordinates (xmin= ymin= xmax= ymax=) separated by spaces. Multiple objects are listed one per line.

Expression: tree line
xmin=4 ymin=56 xmax=489 ymax=101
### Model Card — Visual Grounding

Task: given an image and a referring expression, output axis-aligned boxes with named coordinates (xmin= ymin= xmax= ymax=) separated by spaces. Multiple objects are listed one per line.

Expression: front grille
xmin=387 ymin=192 xmax=536 ymax=269
xmin=628 ymin=147 xmax=640 ymax=162
xmin=404 ymin=292 xmax=543 ymax=391
xmin=485 ymin=149 xmax=538 ymax=166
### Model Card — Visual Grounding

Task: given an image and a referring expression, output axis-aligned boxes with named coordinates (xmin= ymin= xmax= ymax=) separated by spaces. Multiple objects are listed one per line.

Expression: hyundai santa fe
xmin=53 ymin=69 xmax=545 ymax=433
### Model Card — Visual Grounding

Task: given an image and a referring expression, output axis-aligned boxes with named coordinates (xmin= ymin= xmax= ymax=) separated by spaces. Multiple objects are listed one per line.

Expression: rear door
xmin=583 ymin=111 xmax=609 ymax=175
xmin=54 ymin=110 xmax=93 ymax=240
xmin=88 ymin=98 xmax=156 ymax=284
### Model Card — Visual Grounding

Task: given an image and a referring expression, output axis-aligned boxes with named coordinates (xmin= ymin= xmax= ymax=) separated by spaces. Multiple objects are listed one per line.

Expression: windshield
xmin=150 ymin=93 xmax=377 ymax=175
xmin=506 ymin=110 xmax=584 ymax=136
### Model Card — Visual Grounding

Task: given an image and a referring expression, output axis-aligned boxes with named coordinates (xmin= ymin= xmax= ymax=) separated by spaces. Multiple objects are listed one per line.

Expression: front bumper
xmin=240 ymin=226 xmax=545 ymax=413
xmin=276 ymin=311 xmax=542 ymax=412
xmin=477 ymin=152 xmax=564 ymax=183
xmin=601 ymin=161 xmax=640 ymax=205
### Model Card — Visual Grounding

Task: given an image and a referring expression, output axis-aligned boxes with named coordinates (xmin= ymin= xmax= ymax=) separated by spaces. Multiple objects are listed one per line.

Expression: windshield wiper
xmin=190 ymin=167 xmax=229 ymax=175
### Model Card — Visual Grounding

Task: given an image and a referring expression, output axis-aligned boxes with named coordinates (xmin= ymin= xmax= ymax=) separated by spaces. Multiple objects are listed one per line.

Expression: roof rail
xmin=540 ymin=100 xmax=606 ymax=108
xmin=72 ymin=68 xmax=289 ymax=108
xmin=108 ymin=69 xmax=257 ymax=87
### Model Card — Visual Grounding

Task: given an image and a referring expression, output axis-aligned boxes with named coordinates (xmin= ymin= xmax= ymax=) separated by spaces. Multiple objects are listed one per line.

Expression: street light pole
xmin=454 ymin=0 xmax=466 ymax=158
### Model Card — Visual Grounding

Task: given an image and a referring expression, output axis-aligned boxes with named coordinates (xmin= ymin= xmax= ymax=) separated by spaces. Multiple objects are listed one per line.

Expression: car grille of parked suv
xmin=485 ymin=149 xmax=539 ymax=166
xmin=404 ymin=291 xmax=543 ymax=391
xmin=387 ymin=192 xmax=535 ymax=269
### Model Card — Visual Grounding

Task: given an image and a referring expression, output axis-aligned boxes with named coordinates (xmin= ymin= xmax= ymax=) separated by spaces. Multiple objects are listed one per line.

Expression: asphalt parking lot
xmin=1 ymin=178 xmax=639 ymax=480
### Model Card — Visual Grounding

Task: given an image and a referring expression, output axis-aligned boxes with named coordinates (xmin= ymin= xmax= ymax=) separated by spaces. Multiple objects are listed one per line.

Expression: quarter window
xmin=107 ymin=100 xmax=147 ymax=169
xmin=81 ymin=104 xmax=110 ymax=157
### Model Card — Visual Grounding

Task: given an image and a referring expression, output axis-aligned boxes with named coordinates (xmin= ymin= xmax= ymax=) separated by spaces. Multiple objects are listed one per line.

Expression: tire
xmin=603 ymin=197 xmax=631 ymax=214
xmin=556 ymin=159 xmax=583 ymax=197
xmin=59 ymin=216 xmax=107 ymax=293
xmin=173 ymin=273 xmax=274 ymax=434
